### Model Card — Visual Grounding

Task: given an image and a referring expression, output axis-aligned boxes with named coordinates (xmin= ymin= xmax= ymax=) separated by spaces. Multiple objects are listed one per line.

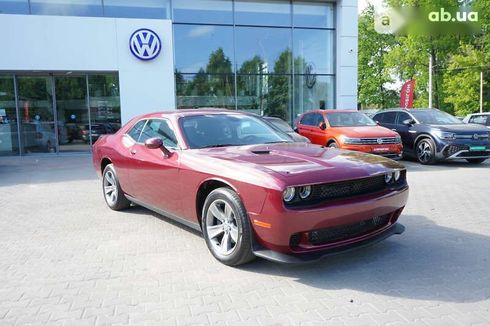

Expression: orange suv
xmin=296 ymin=110 xmax=403 ymax=159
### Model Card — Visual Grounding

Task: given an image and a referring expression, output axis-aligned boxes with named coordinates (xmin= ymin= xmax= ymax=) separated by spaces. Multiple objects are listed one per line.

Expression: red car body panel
xmin=93 ymin=110 xmax=409 ymax=262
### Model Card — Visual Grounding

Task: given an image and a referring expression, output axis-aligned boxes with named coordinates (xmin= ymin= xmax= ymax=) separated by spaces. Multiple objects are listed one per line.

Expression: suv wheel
xmin=416 ymin=138 xmax=437 ymax=165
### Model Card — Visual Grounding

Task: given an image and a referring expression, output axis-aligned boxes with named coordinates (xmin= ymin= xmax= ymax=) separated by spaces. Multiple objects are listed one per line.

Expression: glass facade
xmin=0 ymin=73 xmax=121 ymax=155
xmin=174 ymin=1 xmax=335 ymax=123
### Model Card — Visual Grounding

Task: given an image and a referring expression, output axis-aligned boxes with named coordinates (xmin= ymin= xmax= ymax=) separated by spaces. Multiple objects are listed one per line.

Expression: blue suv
xmin=373 ymin=109 xmax=490 ymax=164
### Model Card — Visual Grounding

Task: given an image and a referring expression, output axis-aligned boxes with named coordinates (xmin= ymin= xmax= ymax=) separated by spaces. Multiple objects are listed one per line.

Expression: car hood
xmin=430 ymin=124 xmax=490 ymax=133
xmin=188 ymin=143 xmax=404 ymax=189
xmin=333 ymin=126 xmax=398 ymax=138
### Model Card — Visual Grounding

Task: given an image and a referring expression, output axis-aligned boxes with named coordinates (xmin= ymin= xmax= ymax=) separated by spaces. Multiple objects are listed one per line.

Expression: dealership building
xmin=0 ymin=0 xmax=357 ymax=155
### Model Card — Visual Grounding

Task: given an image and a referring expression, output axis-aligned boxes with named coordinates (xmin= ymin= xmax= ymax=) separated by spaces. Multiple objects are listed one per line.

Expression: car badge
xmin=473 ymin=134 xmax=479 ymax=140
xmin=377 ymin=138 xmax=383 ymax=144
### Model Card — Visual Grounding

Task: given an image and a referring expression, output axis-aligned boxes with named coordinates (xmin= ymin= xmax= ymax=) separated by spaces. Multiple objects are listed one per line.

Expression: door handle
xmin=130 ymin=150 xmax=137 ymax=155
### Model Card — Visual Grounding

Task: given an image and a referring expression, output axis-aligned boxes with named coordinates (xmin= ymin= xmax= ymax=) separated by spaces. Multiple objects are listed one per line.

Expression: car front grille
xmin=308 ymin=214 xmax=391 ymax=246
xmin=355 ymin=137 xmax=399 ymax=145
xmin=446 ymin=144 xmax=469 ymax=156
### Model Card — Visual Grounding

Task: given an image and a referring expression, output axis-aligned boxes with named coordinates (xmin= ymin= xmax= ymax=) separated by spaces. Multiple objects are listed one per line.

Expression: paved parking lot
xmin=0 ymin=155 xmax=489 ymax=326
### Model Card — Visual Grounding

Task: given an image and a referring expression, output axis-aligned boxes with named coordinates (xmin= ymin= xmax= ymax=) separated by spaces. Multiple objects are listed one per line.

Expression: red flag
xmin=400 ymin=80 xmax=415 ymax=108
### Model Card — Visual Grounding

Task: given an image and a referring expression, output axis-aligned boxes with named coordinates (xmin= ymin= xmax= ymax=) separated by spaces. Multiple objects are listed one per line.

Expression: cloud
xmin=187 ymin=25 xmax=215 ymax=38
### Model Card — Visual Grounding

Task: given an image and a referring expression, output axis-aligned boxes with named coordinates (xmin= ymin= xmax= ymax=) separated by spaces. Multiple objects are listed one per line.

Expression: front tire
xmin=416 ymin=138 xmax=437 ymax=165
xmin=466 ymin=158 xmax=487 ymax=164
xmin=102 ymin=164 xmax=131 ymax=210
xmin=202 ymin=188 xmax=255 ymax=266
xmin=328 ymin=141 xmax=338 ymax=148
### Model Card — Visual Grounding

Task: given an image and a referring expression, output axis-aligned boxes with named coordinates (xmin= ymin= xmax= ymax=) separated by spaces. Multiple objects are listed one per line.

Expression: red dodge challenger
xmin=93 ymin=110 xmax=409 ymax=266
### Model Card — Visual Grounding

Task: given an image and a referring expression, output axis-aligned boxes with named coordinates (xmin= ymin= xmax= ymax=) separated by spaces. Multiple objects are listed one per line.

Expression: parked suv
xmin=373 ymin=109 xmax=490 ymax=164
xmin=463 ymin=113 xmax=490 ymax=130
xmin=296 ymin=110 xmax=403 ymax=159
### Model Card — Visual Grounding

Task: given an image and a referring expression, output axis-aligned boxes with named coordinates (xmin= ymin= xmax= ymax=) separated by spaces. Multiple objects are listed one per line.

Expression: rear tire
xmin=466 ymin=158 xmax=486 ymax=164
xmin=416 ymin=138 xmax=437 ymax=165
xmin=102 ymin=164 xmax=131 ymax=210
xmin=202 ymin=187 xmax=255 ymax=266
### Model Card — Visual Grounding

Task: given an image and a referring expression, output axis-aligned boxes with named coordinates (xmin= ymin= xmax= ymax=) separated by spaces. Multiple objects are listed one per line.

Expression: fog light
xmin=385 ymin=173 xmax=393 ymax=184
xmin=283 ymin=187 xmax=296 ymax=202
xmin=394 ymin=170 xmax=401 ymax=182
xmin=299 ymin=186 xmax=312 ymax=199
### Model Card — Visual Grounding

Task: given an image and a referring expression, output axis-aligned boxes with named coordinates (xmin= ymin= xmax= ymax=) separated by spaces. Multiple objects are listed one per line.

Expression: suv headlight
xmin=342 ymin=136 xmax=361 ymax=144
xmin=395 ymin=136 xmax=402 ymax=143
xmin=434 ymin=130 xmax=455 ymax=140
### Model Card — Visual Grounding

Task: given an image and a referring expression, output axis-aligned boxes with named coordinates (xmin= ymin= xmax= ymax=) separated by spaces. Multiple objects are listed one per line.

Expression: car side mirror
xmin=319 ymin=122 xmax=327 ymax=130
xmin=402 ymin=118 xmax=415 ymax=126
xmin=144 ymin=137 xmax=172 ymax=157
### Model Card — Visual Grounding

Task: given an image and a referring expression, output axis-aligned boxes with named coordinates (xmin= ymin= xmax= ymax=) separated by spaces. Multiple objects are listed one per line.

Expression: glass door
xmin=17 ymin=76 xmax=56 ymax=154
xmin=55 ymin=76 xmax=90 ymax=152
xmin=0 ymin=75 xmax=20 ymax=156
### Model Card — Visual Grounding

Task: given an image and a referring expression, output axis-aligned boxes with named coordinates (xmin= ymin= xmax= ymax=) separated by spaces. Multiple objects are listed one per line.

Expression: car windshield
xmin=327 ymin=112 xmax=377 ymax=127
xmin=266 ymin=118 xmax=293 ymax=133
xmin=411 ymin=110 xmax=461 ymax=125
xmin=180 ymin=114 xmax=292 ymax=149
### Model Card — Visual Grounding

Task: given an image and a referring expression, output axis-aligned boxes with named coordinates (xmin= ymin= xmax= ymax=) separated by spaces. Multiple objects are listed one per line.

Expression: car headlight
xmin=394 ymin=170 xmax=401 ymax=181
xmin=385 ymin=173 xmax=393 ymax=184
xmin=342 ymin=136 xmax=361 ymax=145
xmin=395 ymin=136 xmax=402 ymax=143
xmin=283 ymin=187 xmax=296 ymax=202
xmin=434 ymin=130 xmax=455 ymax=140
xmin=299 ymin=186 xmax=312 ymax=199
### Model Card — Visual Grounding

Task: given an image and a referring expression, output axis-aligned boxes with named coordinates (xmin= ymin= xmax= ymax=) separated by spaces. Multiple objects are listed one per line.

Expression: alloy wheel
xmin=417 ymin=141 xmax=432 ymax=163
xmin=205 ymin=199 xmax=239 ymax=256
xmin=103 ymin=170 xmax=118 ymax=206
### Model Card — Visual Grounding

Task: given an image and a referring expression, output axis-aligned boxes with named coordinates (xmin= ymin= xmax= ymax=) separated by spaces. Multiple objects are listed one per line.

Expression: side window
xmin=139 ymin=119 xmax=179 ymax=148
xmin=382 ymin=112 xmax=397 ymax=124
xmin=373 ymin=113 xmax=384 ymax=123
xmin=300 ymin=113 xmax=313 ymax=126
xmin=470 ymin=115 xmax=488 ymax=125
xmin=313 ymin=113 xmax=325 ymax=126
xmin=127 ymin=120 xmax=146 ymax=142
xmin=396 ymin=112 xmax=411 ymax=125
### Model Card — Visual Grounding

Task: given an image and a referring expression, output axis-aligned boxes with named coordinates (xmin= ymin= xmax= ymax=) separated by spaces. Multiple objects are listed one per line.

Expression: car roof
xmin=374 ymin=108 xmax=440 ymax=114
xmin=467 ymin=112 xmax=490 ymax=116
xmin=135 ymin=108 xmax=256 ymax=120
xmin=301 ymin=109 xmax=359 ymax=115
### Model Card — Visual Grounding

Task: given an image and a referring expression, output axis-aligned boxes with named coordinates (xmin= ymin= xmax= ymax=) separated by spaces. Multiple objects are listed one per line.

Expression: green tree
xmin=358 ymin=5 xmax=398 ymax=108
xmin=265 ymin=49 xmax=292 ymax=120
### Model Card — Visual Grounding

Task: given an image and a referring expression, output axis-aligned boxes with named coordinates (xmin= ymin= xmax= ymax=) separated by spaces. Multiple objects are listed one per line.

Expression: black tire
xmin=102 ymin=164 xmax=131 ymax=211
xmin=416 ymin=138 xmax=437 ymax=165
xmin=202 ymin=187 xmax=255 ymax=266
xmin=466 ymin=158 xmax=487 ymax=164
xmin=328 ymin=141 xmax=338 ymax=148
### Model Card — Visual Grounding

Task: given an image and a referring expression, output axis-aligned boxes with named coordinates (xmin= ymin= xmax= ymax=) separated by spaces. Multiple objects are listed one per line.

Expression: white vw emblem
xmin=129 ymin=28 xmax=161 ymax=61
xmin=377 ymin=138 xmax=383 ymax=144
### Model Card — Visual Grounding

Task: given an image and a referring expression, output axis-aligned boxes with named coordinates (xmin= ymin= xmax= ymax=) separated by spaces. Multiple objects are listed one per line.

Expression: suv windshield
xmin=411 ymin=110 xmax=461 ymax=125
xmin=327 ymin=112 xmax=377 ymax=127
xmin=180 ymin=114 xmax=292 ymax=149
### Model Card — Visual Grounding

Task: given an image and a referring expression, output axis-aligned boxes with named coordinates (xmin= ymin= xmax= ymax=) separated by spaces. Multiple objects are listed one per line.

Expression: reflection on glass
xmin=17 ymin=76 xmax=56 ymax=153
xmin=103 ymin=0 xmax=170 ymax=19
xmin=237 ymin=74 xmax=291 ymax=122
xmin=235 ymin=0 xmax=291 ymax=27
xmin=293 ymin=29 xmax=334 ymax=75
xmin=176 ymin=74 xmax=235 ymax=109
xmin=235 ymin=27 xmax=291 ymax=74
xmin=293 ymin=2 xmax=334 ymax=28
xmin=55 ymin=76 xmax=90 ymax=152
xmin=174 ymin=25 xmax=234 ymax=74
xmin=173 ymin=0 xmax=232 ymax=24
xmin=30 ymin=0 xmax=103 ymax=16
xmin=88 ymin=74 xmax=122 ymax=146
xmin=0 ymin=0 xmax=29 ymax=14
xmin=0 ymin=75 xmax=19 ymax=156
xmin=294 ymin=75 xmax=334 ymax=116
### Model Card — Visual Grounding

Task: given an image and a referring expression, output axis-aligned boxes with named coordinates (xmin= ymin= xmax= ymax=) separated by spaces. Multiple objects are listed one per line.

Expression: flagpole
xmin=480 ymin=71 xmax=484 ymax=113
xmin=428 ymin=55 xmax=433 ymax=108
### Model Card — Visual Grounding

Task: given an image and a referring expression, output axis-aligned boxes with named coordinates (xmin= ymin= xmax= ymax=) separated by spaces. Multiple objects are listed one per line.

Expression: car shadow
xmin=238 ymin=214 xmax=490 ymax=303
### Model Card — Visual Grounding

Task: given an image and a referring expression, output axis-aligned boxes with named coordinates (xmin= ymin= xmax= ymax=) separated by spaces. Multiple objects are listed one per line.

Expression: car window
xmin=375 ymin=112 xmax=397 ymax=124
xmin=396 ymin=112 xmax=412 ymax=125
xmin=326 ymin=112 xmax=376 ymax=127
xmin=139 ymin=119 xmax=179 ymax=148
xmin=312 ymin=113 xmax=325 ymax=126
xmin=300 ymin=113 xmax=314 ymax=126
xmin=469 ymin=115 xmax=488 ymax=126
xmin=268 ymin=119 xmax=293 ymax=133
xmin=127 ymin=120 xmax=146 ymax=142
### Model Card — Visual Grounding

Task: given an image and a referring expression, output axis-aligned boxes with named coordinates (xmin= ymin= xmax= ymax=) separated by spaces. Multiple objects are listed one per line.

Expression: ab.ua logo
xmin=428 ymin=8 xmax=478 ymax=22
xmin=374 ymin=8 xmax=406 ymax=34
xmin=129 ymin=28 xmax=162 ymax=61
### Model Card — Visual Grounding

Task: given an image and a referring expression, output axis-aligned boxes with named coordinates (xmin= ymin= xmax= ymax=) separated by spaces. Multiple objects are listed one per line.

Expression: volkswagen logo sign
xmin=377 ymin=138 xmax=383 ymax=144
xmin=129 ymin=28 xmax=162 ymax=61
xmin=473 ymin=133 xmax=479 ymax=140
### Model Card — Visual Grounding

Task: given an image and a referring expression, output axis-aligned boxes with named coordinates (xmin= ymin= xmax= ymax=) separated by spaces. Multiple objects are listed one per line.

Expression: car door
xmin=297 ymin=113 xmax=315 ymax=141
xmin=310 ymin=113 xmax=328 ymax=145
xmin=395 ymin=111 xmax=416 ymax=150
xmin=129 ymin=118 xmax=182 ymax=216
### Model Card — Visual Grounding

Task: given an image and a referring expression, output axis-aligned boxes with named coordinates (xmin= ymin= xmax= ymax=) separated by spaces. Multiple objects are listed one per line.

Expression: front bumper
xmin=250 ymin=186 xmax=409 ymax=256
xmin=436 ymin=142 xmax=490 ymax=160
xmin=252 ymin=223 xmax=405 ymax=263
xmin=341 ymin=144 xmax=403 ymax=159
